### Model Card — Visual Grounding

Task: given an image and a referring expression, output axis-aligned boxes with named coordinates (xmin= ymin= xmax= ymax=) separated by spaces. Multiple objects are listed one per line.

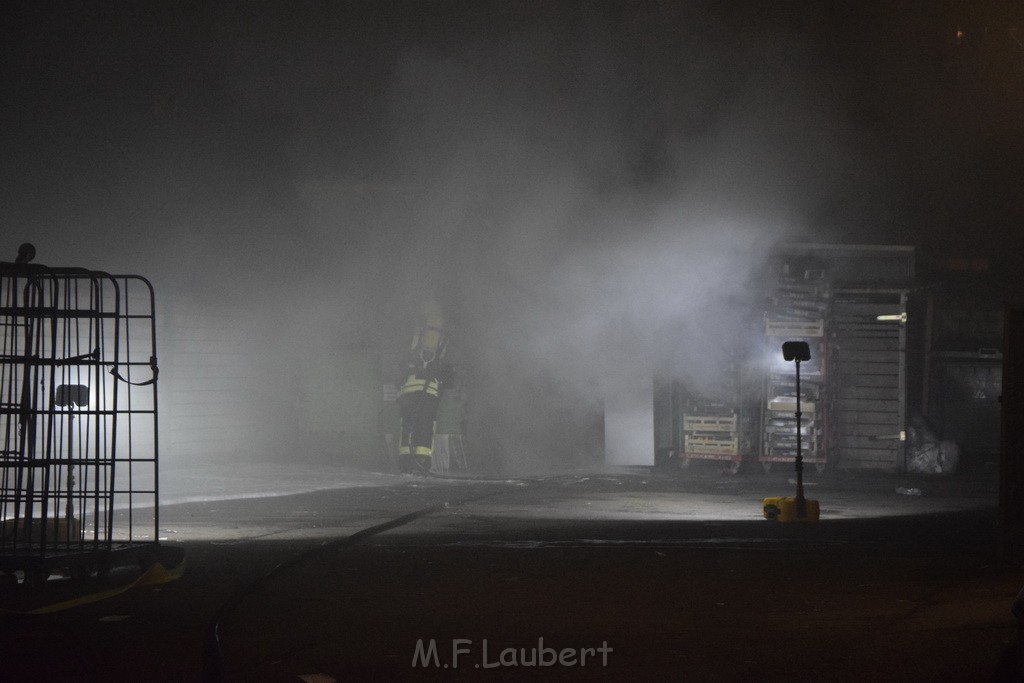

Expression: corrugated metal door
xmin=829 ymin=291 xmax=907 ymax=471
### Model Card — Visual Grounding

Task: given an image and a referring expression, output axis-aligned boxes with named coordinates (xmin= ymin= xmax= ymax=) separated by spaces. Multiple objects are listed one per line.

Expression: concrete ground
xmin=1 ymin=463 xmax=1022 ymax=682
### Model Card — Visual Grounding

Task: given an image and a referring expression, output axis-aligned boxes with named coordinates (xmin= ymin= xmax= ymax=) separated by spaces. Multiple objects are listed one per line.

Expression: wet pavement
xmin=1 ymin=465 xmax=1021 ymax=681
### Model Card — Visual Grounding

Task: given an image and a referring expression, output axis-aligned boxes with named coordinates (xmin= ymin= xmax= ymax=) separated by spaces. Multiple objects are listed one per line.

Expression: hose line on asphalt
xmin=0 ymin=553 xmax=185 ymax=616
xmin=201 ymin=488 xmax=500 ymax=682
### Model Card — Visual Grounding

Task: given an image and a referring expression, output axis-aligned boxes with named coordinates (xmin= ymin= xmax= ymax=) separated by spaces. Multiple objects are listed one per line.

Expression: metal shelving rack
xmin=0 ymin=261 xmax=159 ymax=585
xmin=760 ymin=261 xmax=830 ymax=473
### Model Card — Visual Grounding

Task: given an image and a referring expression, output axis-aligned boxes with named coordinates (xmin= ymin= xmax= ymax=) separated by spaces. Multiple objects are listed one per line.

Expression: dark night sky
xmin=3 ymin=1 xmax=1023 ymax=257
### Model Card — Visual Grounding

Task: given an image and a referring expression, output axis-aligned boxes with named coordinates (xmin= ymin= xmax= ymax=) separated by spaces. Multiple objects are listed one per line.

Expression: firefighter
xmin=397 ymin=302 xmax=453 ymax=475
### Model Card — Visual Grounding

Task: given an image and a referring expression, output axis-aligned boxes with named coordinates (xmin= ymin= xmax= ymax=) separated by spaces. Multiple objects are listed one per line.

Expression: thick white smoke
xmin=0 ymin=4 xmax=881 ymax=474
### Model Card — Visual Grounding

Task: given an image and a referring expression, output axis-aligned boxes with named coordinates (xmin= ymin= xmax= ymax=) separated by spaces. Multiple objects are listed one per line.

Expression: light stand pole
xmin=763 ymin=341 xmax=819 ymax=522
xmin=793 ymin=351 xmax=806 ymax=519
xmin=782 ymin=341 xmax=810 ymax=519
xmin=55 ymin=384 xmax=88 ymax=539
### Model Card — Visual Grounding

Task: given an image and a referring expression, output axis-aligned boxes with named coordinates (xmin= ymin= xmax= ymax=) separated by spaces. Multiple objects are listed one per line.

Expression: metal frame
xmin=0 ymin=263 xmax=159 ymax=581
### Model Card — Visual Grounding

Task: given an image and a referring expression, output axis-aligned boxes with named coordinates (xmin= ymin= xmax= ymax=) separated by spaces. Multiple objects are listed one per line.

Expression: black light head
xmin=55 ymin=384 xmax=90 ymax=408
xmin=782 ymin=341 xmax=811 ymax=362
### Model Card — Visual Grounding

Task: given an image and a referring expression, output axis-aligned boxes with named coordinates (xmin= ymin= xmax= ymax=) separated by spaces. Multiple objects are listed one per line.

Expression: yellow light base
xmin=763 ymin=496 xmax=820 ymax=523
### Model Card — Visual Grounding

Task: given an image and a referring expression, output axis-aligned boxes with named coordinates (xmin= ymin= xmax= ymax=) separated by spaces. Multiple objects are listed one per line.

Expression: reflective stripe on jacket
xmin=400 ymin=374 xmax=441 ymax=397
xmin=399 ymin=444 xmax=434 ymax=456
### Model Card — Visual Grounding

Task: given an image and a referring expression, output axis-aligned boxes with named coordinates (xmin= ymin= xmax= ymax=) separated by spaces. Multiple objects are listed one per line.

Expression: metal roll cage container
xmin=0 ymin=260 xmax=159 ymax=589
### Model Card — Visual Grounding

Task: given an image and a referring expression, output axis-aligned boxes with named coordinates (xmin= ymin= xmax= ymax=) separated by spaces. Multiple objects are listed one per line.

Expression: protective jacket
xmin=399 ymin=348 xmax=453 ymax=399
